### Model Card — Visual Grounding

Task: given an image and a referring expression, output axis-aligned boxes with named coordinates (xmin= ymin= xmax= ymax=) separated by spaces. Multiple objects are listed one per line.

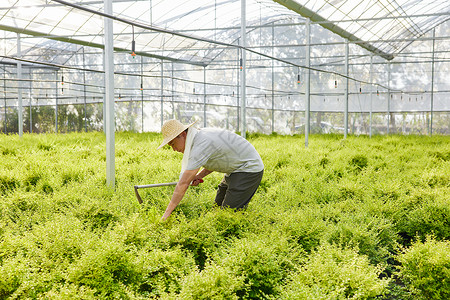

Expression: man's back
xmin=186 ymin=128 xmax=264 ymax=174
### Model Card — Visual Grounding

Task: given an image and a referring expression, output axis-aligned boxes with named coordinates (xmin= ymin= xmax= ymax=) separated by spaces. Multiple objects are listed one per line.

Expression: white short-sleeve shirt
xmin=186 ymin=128 xmax=264 ymax=175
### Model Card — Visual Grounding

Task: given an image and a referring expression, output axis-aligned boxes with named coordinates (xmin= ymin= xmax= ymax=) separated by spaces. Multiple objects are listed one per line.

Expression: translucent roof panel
xmin=1 ymin=0 xmax=300 ymax=65
xmin=0 ymin=0 xmax=449 ymax=65
xmin=280 ymin=0 xmax=450 ymax=56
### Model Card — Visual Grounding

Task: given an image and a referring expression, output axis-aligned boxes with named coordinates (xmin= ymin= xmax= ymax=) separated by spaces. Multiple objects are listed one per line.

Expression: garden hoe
xmin=134 ymin=179 xmax=203 ymax=204
xmin=134 ymin=182 xmax=177 ymax=204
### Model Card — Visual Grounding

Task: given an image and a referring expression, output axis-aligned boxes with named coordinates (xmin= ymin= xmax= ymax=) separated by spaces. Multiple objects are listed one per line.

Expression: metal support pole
xmin=160 ymin=59 xmax=164 ymax=127
xmin=430 ymin=29 xmax=435 ymax=136
xmin=3 ymin=67 xmax=6 ymax=133
xmin=55 ymin=71 xmax=58 ymax=132
xmin=240 ymin=0 xmax=247 ymax=138
xmin=83 ymin=47 xmax=87 ymax=132
xmin=387 ymin=62 xmax=391 ymax=134
xmin=271 ymin=22 xmax=275 ymax=133
xmin=344 ymin=39 xmax=349 ymax=139
xmin=237 ymin=47 xmax=240 ymax=132
xmin=149 ymin=0 xmax=152 ymax=25
xmin=140 ymin=56 xmax=144 ymax=132
xmin=104 ymin=0 xmax=115 ymax=189
xmin=203 ymin=66 xmax=207 ymax=127
xmin=17 ymin=33 xmax=23 ymax=137
xmin=29 ymin=71 xmax=32 ymax=133
xmin=171 ymin=62 xmax=174 ymax=119
xmin=369 ymin=55 xmax=373 ymax=138
xmin=305 ymin=18 xmax=311 ymax=147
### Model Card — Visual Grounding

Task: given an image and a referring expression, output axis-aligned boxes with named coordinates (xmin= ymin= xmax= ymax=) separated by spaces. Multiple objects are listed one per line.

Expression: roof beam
xmin=273 ymin=0 xmax=395 ymax=60
xmin=0 ymin=59 xmax=59 ymax=70
xmin=0 ymin=24 xmax=207 ymax=67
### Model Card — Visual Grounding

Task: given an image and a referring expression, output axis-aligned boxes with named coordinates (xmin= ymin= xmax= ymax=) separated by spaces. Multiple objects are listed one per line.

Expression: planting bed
xmin=0 ymin=132 xmax=449 ymax=299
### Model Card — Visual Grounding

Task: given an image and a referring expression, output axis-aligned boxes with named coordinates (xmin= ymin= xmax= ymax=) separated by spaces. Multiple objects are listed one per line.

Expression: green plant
xmin=349 ymin=154 xmax=368 ymax=172
xmin=280 ymin=243 xmax=390 ymax=299
xmin=0 ymin=174 xmax=19 ymax=194
xmin=134 ymin=247 xmax=197 ymax=297
xmin=218 ymin=236 xmax=301 ymax=299
xmin=67 ymin=242 xmax=139 ymax=298
xmin=397 ymin=236 xmax=450 ymax=300
xmin=177 ymin=263 xmax=243 ymax=300
xmin=394 ymin=191 xmax=450 ymax=244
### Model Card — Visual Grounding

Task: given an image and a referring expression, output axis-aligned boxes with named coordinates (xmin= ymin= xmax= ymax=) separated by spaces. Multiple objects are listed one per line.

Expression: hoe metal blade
xmin=134 ymin=182 xmax=177 ymax=204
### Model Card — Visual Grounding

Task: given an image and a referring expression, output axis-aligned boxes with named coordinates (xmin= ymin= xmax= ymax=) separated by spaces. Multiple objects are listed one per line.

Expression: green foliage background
xmin=0 ymin=132 xmax=449 ymax=299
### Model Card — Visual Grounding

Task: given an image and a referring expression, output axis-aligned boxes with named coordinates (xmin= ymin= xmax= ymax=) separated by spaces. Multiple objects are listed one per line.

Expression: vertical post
xmin=149 ymin=0 xmax=152 ymax=25
xmin=17 ymin=33 xmax=23 ymax=137
xmin=2 ymin=32 xmax=5 ymax=133
xmin=214 ymin=0 xmax=217 ymax=40
xmin=29 ymin=71 xmax=32 ymax=133
xmin=369 ymin=55 xmax=373 ymax=138
xmin=55 ymin=71 xmax=58 ymax=132
xmin=104 ymin=0 xmax=115 ymax=189
xmin=236 ymin=47 xmax=240 ymax=132
xmin=3 ymin=67 xmax=6 ymax=133
xmin=171 ymin=62 xmax=174 ymax=119
xmin=83 ymin=47 xmax=87 ymax=132
xmin=387 ymin=62 xmax=391 ymax=134
xmin=344 ymin=39 xmax=349 ymax=139
xmin=160 ymin=59 xmax=164 ymax=127
xmin=102 ymin=61 xmax=106 ymax=133
xmin=430 ymin=29 xmax=435 ymax=136
xmin=305 ymin=18 xmax=311 ymax=147
xmin=240 ymin=0 xmax=246 ymax=138
xmin=271 ymin=22 xmax=275 ymax=133
xmin=203 ymin=66 xmax=207 ymax=127
xmin=140 ymin=56 xmax=144 ymax=132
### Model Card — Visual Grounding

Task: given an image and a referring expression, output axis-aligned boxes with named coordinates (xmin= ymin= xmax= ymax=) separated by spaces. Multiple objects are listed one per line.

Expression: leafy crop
xmin=280 ymin=243 xmax=390 ymax=299
xmin=397 ymin=236 xmax=450 ymax=299
xmin=0 ymin=132 xmax=449 ymax=299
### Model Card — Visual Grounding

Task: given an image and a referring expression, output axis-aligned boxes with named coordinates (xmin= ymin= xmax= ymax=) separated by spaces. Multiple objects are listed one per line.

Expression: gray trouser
xmin=214 ymin=170 xmax=264 ymax=209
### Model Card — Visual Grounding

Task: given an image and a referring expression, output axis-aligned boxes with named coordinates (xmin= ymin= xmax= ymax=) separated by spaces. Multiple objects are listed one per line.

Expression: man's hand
xmin=190 ymin=169 xmax=213 ymax=186
xmin=191 ymin=178 xmax=204 ymax=186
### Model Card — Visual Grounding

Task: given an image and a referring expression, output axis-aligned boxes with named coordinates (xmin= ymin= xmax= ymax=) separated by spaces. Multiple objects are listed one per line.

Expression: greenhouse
xmin=0 ymin=1 xmax=449 ymax=299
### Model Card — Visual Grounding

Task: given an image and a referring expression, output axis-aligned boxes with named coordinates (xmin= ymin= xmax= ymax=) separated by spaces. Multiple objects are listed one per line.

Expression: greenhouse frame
xmin=1 ymin=0 xmax=450 ymax=184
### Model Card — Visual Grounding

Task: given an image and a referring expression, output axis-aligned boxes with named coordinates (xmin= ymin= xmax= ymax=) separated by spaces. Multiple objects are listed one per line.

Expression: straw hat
xmin=157 ymin=119 xmax=197 ymax=149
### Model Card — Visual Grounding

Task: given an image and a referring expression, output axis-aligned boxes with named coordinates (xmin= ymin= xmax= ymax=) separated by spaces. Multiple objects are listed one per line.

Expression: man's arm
xmin=191 ymin=168 xmax=213 ymax=186
xmin=161 ymin=168 xmax=199 ymax=220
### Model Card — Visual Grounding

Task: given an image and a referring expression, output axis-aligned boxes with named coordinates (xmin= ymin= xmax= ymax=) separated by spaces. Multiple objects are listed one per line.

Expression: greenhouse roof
xmin=1 ymin=0 xmax=449 ymax=65
xmin=275 ymin=0 xmax=450 ymax=59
